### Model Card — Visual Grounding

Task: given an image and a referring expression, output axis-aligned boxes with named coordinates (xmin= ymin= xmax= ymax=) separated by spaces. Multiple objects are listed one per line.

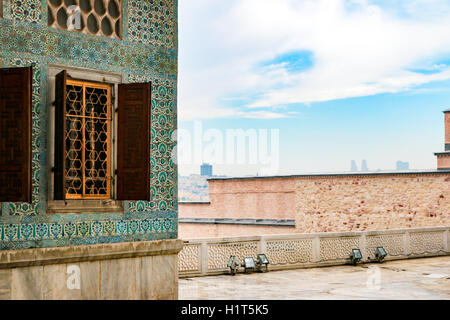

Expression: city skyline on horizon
xmin=179 ymin=158 xmax=420 ymax=179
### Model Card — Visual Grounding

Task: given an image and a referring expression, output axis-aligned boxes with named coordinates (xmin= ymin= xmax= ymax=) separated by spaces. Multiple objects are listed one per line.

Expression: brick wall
xmin=178 ymin=223 xmax=296 ymax=239
xmin=437 ymin=154 xmax=450 ymax=169
xmin=180 ymin=178 xmax=296 ymax=220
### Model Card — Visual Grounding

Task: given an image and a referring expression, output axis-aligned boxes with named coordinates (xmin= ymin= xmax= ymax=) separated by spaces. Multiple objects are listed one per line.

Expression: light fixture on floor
xmin=227 ymin=255 xmax=240 ymax=276
xmin=256 ymin=253 xmax=270 ymax=272
xmin=375 ymin=246 xmax=387 ymax=263
xmin=243 ymin=257 xmax=256 ymax=273
xmin=350 ymin=248 xmax=362 ymax=266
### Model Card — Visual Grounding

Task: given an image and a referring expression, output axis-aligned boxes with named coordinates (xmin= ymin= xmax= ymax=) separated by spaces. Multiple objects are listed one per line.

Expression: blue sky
xmin=177 ymin=0 xmax=450 ymax=176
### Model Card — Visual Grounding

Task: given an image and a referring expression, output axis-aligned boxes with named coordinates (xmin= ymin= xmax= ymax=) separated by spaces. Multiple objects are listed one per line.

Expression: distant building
xmin=350 ymin=160 xmax=358 ymax=172
xmin=201 ymin=163 xmax=213 ymax=177
xmin=178 ymin=172 xmax=450 ymax=239
xmin=396 ymin=161 xmax=410 ymax=171
xmin=435 ymin=109 xmax=450 ymax=170
xmin=361 ymin=159 xmax=369 ymax=172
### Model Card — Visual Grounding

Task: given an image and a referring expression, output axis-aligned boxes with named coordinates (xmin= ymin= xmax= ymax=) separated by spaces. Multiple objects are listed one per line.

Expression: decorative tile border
xmin=0 ymin=218 xmax=177 ymax=241
xmin=0 ymin=212 xmax=178 ymax=250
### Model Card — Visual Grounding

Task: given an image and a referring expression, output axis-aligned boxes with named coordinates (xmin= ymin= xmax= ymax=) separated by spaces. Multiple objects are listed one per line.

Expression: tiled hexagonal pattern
xmin=0 ymin=0 xmax=178 ymax=250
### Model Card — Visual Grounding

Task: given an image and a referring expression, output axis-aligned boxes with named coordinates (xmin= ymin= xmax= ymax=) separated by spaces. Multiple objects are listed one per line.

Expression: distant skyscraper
xmin=201 ymin=163 xmax=213 ymax=177
xmin=361 ymin=159 xmax=368 ymax=172
xmin=396 ymin=161 xmax=410 ymax=171
xmin=350 ymin=160 xmax=358 ymax=172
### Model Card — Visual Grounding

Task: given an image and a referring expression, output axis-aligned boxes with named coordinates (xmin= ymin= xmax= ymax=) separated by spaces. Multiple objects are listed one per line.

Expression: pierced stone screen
xmin=48 ymin=0 xmax=122 ymax=39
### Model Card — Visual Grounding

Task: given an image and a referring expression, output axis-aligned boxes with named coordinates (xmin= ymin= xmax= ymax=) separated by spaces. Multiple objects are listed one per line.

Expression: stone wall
xmin=179 ymin=172 xmax=450 ymax=239
xmin=296 ymin=173 xmax=450 ymax=233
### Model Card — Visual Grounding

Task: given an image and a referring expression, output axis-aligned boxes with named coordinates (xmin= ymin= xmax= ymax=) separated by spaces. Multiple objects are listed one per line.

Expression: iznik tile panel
xmin=0 ymin=0 xmax=178 ymax=250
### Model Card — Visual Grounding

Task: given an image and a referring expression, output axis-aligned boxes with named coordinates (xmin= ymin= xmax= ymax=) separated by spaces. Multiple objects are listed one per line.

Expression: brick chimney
xmin=435 ymin=109 xmax=450 ymax=170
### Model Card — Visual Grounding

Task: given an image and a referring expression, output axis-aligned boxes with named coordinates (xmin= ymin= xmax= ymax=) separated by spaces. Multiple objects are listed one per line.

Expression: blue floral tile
xmin=11 ymin=0 xmax=42 ymax=24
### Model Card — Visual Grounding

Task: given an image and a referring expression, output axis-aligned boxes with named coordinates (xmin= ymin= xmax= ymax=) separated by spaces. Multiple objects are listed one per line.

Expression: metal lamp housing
xmin=243 ymin=257 xmax=256 ymax=273
xmin=350 ymin=248 xmax=362 ymax=266
xmin=228 ymin=255 xmax=240 ymax=275
xmin=375 ymin=247 xmax=387 ymax=262
xmin=256 ymin=254 xmax=270 ymax=272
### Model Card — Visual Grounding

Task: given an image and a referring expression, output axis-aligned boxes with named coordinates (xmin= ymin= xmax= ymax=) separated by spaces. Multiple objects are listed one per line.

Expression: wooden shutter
xmin=54 ymin=70 xmax=67 ymax=200
xmin=0 ymin=67 xmax=32 ymax=203
xmin=117 ymin=82 xmax=151 ymax=200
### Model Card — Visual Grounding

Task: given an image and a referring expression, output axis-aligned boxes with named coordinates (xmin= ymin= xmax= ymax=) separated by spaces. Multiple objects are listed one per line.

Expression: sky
xmin=177 ymin=0 xmax=450 ymax=177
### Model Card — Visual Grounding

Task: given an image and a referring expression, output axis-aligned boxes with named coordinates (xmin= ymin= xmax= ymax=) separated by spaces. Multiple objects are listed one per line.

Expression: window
xmin=48 ymin=0 xmax=122 ymax=39
xmin=53 ymin=69 xmax=152 ymax=203
xmin=63 ymin=79 xmax=112 ymax=199
xmin=0 ymin=65 xmax=152 ymax=207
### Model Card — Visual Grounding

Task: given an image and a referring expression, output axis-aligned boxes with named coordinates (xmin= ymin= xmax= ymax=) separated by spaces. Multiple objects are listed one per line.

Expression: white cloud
xmin=178 ymin=0 xmax=450 ymax=121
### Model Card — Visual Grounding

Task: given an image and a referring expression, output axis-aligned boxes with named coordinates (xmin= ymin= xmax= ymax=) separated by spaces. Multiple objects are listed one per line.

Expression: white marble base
xmin=0 ymin=239 xmax=183 ymax=300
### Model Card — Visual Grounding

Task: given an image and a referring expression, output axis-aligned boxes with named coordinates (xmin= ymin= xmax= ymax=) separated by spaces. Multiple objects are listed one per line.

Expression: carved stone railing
xmin=178 ymin=226 xmax=450 ymax=278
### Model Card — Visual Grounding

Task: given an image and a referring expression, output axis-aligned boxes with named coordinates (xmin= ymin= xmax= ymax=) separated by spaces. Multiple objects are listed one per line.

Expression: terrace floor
xmin=179 ymin=256 xmax=450 ymax=300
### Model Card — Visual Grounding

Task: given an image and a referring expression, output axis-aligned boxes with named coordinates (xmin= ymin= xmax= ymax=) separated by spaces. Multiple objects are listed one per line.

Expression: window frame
xmin=64 ymin=78 xmax=112 ymax=200
xmin=47 ymin=64 xmax=123 ymax=214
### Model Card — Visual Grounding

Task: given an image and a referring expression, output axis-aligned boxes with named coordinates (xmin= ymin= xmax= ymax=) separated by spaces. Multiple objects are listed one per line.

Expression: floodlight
xmin=258 ymin=254 xmax=269 ymax=264
xmin=256 ymin=254 xmax=270 ymax=272
xmin=350 ymin=248 xmax=362 ymax=266
xmin=375 ymin=247 xmax=387 ymax=263
xmin=227 ymin=255 xmax=240 ymax=276
xmin=243 ymin=257 xmax=256 ymax=273
xmin=227 ymin=255 xmax=235 ymax=268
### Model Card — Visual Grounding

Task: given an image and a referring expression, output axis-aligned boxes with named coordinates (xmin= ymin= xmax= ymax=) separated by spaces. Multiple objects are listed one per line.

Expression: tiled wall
xmin=0 ymin=0 xmax=178 ymax=250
